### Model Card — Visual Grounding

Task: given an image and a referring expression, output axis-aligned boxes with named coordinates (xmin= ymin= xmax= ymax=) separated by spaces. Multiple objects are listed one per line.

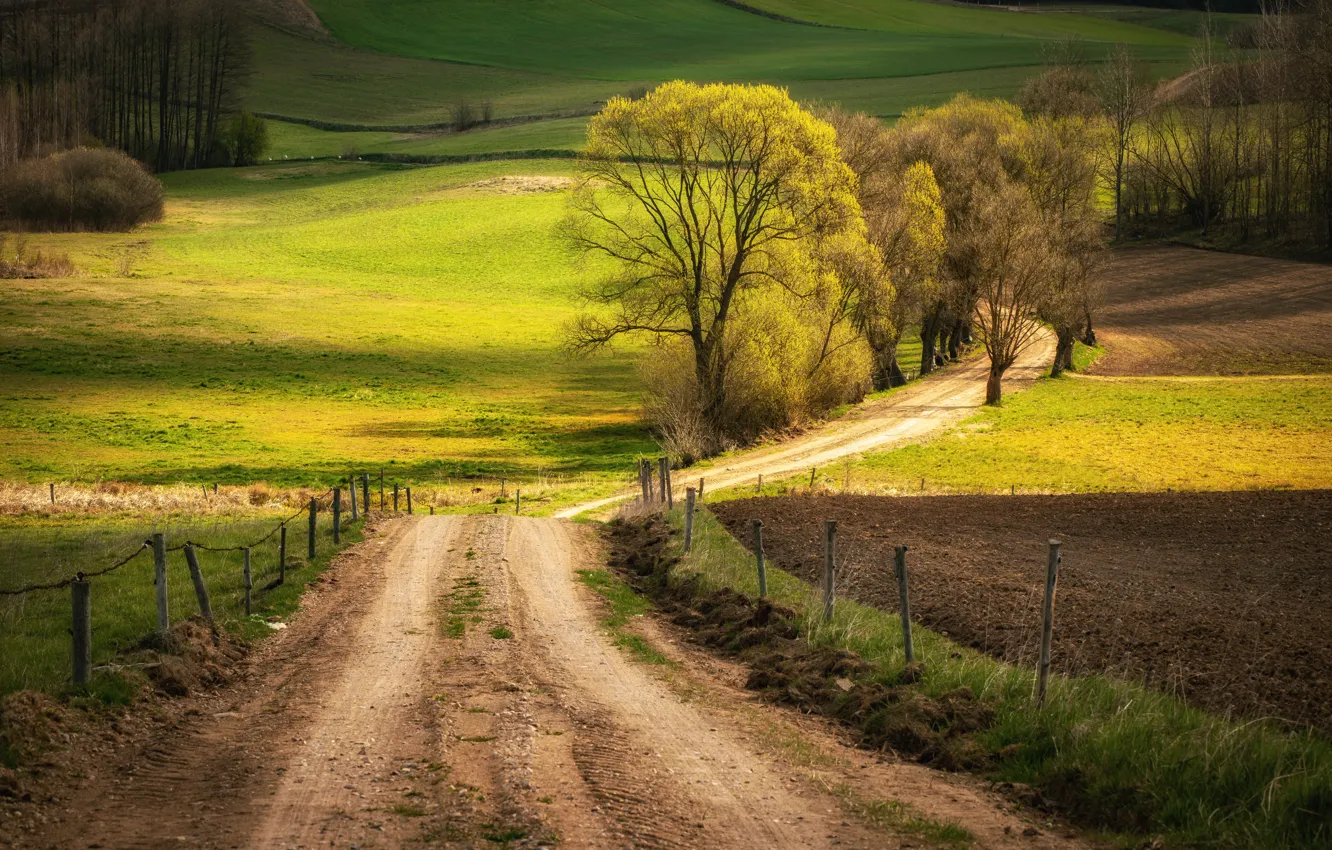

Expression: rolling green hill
xmin=251 ymin=0 xmax=1199 ymax=160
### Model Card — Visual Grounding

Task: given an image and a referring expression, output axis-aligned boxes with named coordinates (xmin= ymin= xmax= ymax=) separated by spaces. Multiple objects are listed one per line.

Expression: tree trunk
xmin=985 ymin=362 xmax=1004 ymax=405
xmin=1081 ymin=308 xmax=1096 ymax=346
xmin=867 ymin=329 xmax=899 ymax=391
xmin=946 ymin=319 xmax=964 ymax=361
xmin=1051 ymin=327 xmax=1076 ymax=378
xmin=919 ymin=304 xmax=946 ymax=376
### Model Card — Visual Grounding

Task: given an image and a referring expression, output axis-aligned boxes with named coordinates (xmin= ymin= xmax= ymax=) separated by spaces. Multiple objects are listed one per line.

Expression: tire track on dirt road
xmin=20 ymin=511 xmax=1082 ymax=848
xmin=557 ymin=331 xmax=1056 ymax=518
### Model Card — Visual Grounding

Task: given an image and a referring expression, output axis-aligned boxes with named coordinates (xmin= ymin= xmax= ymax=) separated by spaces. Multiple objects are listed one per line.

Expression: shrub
xmin=0 ymin=234 xmax=75 ymax=278
xmin=0 ymin=147 xmax=164 ymax=232
xmin=220 ymin=112 xmax=269 ymax=166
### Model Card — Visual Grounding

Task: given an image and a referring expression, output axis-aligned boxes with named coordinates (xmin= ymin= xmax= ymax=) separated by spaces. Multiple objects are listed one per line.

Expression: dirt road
xmin=558 ymin=332 xmax=1055 ymax=518
xmin=15 ymin=515 xmax=1078 ymax=849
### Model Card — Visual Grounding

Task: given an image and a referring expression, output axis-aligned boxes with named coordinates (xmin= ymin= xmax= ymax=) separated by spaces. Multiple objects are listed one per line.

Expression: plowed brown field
xmin=712 ymin=491 xmax=1332 ymax=734
xmin=1095 ymin=245 xmax=1332 ymax=375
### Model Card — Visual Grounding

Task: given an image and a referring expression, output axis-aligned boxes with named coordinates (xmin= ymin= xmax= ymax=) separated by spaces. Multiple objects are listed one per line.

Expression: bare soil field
xmin=1095 ymin=244 xmax=1332 ymax=375
xmin=712 ymin=491 xmax=1332 ymax=734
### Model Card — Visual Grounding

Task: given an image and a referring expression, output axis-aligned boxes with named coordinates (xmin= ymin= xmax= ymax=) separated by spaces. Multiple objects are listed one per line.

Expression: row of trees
xmin=1025 ymin=1 xmax=1332 ymax=251
xmin=0 ymin=0 xmax=251 ymax=172
xmin=564 ymin=82 xmax=1104 ymax=459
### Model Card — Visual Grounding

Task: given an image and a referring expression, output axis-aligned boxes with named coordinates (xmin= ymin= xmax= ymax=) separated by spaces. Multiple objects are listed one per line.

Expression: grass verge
xmin=658 ymin=506 xmax=1331 ymax=848
xmin=575 ymin=568 xmax=671 ymax=665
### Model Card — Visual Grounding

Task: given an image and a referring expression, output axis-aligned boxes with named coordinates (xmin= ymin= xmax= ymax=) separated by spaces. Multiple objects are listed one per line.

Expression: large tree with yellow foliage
xmin=564 ymin=82 xmax=875 ymax=448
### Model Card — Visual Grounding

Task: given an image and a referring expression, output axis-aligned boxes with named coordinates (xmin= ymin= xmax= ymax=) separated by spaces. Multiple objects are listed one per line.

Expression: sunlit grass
xmin=0 ymin=160 xmax=655 ymax=505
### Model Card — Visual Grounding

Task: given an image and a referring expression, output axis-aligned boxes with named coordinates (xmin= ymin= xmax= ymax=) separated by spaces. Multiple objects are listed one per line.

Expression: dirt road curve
xmin=19 ymin=515 xmax=1078 ymax=849
xmin=557 ymin=331 xmax=1055 ymax=518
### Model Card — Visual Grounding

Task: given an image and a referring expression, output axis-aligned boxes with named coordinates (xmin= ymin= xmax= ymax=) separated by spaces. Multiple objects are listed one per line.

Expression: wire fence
xmin=0 ymin=478 xmax=401 ymax=695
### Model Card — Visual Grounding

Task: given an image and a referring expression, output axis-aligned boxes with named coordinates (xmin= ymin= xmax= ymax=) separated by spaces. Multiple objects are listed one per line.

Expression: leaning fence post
xmin=665 ymin=462 xmax=674 ymax=508
xmin=71 ymin=579 xmax=91 ymax=686
xmin=183 ymin=544 xmax=214 ymax=627
xmin=348 ymin=475 xmax=358 ymax=521
xmin=684 ymin=487 xmax=696 ymax=553
xmin=308 ymin=498 xmax=317 ymax=560
xmin=152 ymin=532 xmax=168 ymax=637
xmin=333 ymin=488 xmax=342 ymax=544
xmin=810 ymin=468 xmax=818 ymax=490
xmin=823 ymin=520 xmax=837 ymax=623
xmin=243 ymin=547 xmax=252 ymax=617
xmin=1038 ymin=540 xmax=1061 ymax=707
xmin=279 ymin=524 xmax=287 ymax=584
xmin=406 ymin=487 xmax=413 ymax=514
xmin=895 ymin=545 xmax=914 ymax=665
xmin=362 ymin=473 xmax=371 ymax=514
xmin=753 ymin=519 xmax=766 ymax=599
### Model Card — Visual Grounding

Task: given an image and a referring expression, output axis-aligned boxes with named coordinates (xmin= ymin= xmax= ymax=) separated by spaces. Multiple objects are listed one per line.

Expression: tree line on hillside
xmin=563 ymin=82 xmax=1103 ymax=461
xmin=0 ymin=0 xmax=252 ymax=173
xmin=1023 ymin=1 xmax=1332 ymax=252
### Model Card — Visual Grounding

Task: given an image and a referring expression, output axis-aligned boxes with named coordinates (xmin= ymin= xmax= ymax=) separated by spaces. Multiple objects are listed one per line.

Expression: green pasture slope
xmin=0 ymin=160 xmax=651 ymax=494
xmin=253 ymin=0 xmax=1197 ymax=159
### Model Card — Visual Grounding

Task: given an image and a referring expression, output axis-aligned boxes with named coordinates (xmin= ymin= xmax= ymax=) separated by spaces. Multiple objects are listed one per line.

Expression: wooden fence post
xmin=379 ymin=469 xmax=385 ymax=511
xmin=308 ymin=498 xmax=317 ymax=560
xmin=823 ymin=520 xmax=837 ymax=623
xmin=515 ymin=489 xmax=522 ymax=514
xmin=639 ymin=460 xmax=650 ymax=504
xmin=348 ymin=475 xmax=358 ymax=521
xmin=183 ymin=544 xmax=214 ymax=627
xmin=71 ymin=579 xmax=91 ymax=686
xmin=684 ymin=487 xmax=696 ymax=553
xmin=895 ymin=545 xmax=914 ymax=665
xmin=810 ymin=468 xmax=818 ymax=489
xmin=658 ymin=457 xmax=668 ymax=505
xmin=243 ymin=547 xmax=252 ymax=617
xmin=406 ymin=487 xmax=413 ymax=514
xmin=49 ymin=482 xmax=55 ymax=505
xmin=698 ymin=477 xmax=705 ymax=501
xmin=393 ymin=484 xmax=399 ymax=512
xmin=333 ymin=488 xmax=341 ymax=544
xmin=665 ymin=463 xmax=673 ymax=508
xmin=752 ymin=519 xmax=766 ymax=599
xmin=362 ymin=473 xmax=371 ymax=515
xmin=279 ymin=524 xmax=287 ymax=584
xmin=152 ymin=532 xmax=168 ymax=637
xmin=1038 ymin=540 xmax=1061 ymax=707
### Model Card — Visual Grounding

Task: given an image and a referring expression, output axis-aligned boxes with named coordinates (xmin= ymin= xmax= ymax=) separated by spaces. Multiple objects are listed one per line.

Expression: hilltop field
xmin=250 ymin=0 xmax=1206 ymax=159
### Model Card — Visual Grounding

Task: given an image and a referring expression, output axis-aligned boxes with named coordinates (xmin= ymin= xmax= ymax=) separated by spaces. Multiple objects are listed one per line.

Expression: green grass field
xmin=845 ymin=371 xmax=1332 ymax=494
xmin=0 ymin=160 xmax=652 ymax=498
xmin=250 ymin=0 xmax=1199 ymax=160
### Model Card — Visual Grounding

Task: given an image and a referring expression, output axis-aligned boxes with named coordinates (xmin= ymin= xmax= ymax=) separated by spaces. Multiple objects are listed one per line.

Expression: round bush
xmin=0 ymin=147 xmax=164 ymax=232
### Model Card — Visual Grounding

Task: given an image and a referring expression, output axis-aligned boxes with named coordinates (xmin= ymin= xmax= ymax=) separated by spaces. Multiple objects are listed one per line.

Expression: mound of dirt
xmin=134 ymin=617 xmax=248 ymax=697
xmin=605 ymin=515 xmax=993 ymax=769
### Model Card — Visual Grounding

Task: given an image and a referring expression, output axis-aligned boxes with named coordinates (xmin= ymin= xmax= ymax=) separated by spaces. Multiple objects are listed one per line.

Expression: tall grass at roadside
xmin=669 ymin=506 xmax=1332 ymax=848
xmin=0 ymin=512 xmax=363 ymax=700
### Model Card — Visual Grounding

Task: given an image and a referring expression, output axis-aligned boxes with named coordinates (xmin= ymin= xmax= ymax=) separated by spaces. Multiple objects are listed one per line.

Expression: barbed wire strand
xmin=1 ymin=487 xmax=341 ymax=596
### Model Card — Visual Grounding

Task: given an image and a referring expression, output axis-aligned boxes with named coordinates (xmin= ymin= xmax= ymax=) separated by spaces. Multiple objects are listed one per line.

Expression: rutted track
xmin=15 ymin=514 xmax=1083 ymax=848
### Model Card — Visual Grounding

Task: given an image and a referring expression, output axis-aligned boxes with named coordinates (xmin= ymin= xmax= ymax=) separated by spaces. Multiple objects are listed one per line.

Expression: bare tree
xmin=965 ymin=180 xmax=1051 ymax=405
xmin=1098 ymin=43 xmax=1148 ymax=240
